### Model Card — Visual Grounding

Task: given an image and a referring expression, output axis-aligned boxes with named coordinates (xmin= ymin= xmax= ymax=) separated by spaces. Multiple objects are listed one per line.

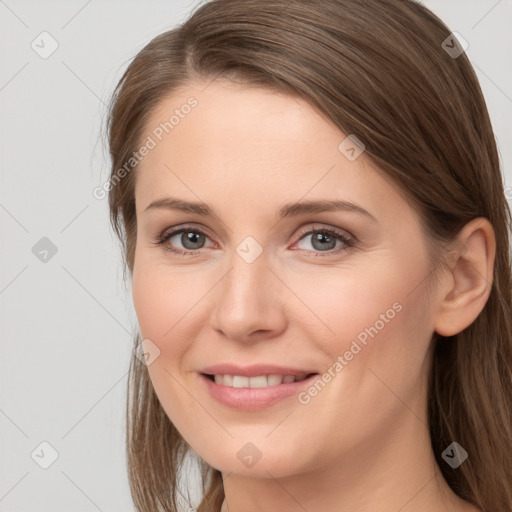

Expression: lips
xmin=198 ymin=363 xmax=319 ymax=410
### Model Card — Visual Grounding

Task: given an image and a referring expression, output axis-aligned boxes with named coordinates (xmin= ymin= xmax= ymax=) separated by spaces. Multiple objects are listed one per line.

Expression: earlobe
xmin=433 ymin=217 xmax=496 ymax=337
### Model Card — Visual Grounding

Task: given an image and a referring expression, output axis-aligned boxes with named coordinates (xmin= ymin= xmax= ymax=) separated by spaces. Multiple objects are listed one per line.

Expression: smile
xmin=199 ymin=372 xmax=319 ymax=411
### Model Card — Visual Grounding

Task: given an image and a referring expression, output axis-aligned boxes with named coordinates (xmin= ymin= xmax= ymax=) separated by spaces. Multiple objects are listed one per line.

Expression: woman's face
xmin=132 ymin=79 xmax=440 ymax=477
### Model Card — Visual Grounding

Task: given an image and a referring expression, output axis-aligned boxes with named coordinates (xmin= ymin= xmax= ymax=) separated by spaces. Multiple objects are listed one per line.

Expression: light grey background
xmin=0 ymin=1 xmax=511 ymax=511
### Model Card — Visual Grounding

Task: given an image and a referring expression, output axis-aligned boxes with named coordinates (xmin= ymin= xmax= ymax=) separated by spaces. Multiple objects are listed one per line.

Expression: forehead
xmin=145 ymin=79 xmax=336 ymax=156
xmin=134 ymin=79 xmax=411 ymax=226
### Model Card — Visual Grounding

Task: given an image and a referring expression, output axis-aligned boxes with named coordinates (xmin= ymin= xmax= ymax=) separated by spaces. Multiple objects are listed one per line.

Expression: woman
xmin=105 ymin=0 xmax=512 ymax=511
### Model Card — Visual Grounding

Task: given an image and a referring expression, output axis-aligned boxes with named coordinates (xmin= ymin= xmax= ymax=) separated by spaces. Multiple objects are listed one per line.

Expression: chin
xmin=197 ymin=440 xmax=315 ymax=479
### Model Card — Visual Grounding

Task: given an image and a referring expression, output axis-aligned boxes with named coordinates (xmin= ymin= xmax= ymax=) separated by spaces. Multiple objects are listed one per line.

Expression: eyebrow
xmin=144 ymin=197 xmax=377 ymax=222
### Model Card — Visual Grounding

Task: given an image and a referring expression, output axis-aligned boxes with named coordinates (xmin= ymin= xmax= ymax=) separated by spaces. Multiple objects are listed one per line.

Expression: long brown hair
xmin=105 ymin=1 xmax=512 ymax=510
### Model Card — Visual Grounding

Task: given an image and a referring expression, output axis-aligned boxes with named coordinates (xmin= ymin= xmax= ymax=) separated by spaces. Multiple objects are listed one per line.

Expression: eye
xmin=152 ymin=223 xmax=355 ymax=257
xmin=292 ymin=225 xmax=355 ymax=257
xmin=153 ymin=225 xmax=214 ymax=256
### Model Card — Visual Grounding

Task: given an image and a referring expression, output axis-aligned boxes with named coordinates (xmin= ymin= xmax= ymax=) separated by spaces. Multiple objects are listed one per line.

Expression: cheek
xmin=320 ymin=264 xmax=434 ymax=421
xmin=287 ymin=259 xmax=414 ymax=353
xmin=298 ymin=252 xmax=433 ymax=393
xmin=131 ymin=256 xmax=216 ymax=372
xmin=132 ymin=254 xmax=193 ymax=340
xmin=132 ymin=266 xmax=169 ymax=340
xmin=131 ymin=261 xmax=204 ymax=429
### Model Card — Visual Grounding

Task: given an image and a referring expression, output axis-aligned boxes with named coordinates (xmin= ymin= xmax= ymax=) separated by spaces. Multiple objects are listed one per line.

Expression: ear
xmin=433 ymin=217 xmax=496 ymax=337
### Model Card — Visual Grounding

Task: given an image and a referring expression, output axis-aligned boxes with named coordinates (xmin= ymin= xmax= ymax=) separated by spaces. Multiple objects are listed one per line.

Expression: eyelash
xmin=153 ymin=224 xmax=356 ymax=258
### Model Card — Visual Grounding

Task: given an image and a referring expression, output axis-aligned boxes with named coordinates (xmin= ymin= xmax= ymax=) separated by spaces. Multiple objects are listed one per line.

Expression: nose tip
xmin=209 ymin=253 xmax=286 ymax=343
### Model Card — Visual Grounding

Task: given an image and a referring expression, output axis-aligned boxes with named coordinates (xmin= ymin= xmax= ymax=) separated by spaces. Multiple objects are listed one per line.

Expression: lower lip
xmin=199 ymin=373 xmax=319 ymax=411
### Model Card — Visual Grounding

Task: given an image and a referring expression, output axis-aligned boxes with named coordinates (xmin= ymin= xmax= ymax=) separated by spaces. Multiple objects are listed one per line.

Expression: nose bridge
xmin=222 ymin=242 xmax=270 ymax=313
xmin=210 ymin=237 xmax=284 ymax=340
xmin=224 ymin=233 xmax=270 ymax=294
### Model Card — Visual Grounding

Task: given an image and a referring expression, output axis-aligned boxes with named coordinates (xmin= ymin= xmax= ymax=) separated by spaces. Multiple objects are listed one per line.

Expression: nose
xmin=209 ymin=248 xmax=287 ymax=344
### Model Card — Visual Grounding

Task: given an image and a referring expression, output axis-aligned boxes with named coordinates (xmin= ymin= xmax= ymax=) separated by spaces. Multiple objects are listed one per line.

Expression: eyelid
xmin=293 ymin=223 xmax=354 ymax=242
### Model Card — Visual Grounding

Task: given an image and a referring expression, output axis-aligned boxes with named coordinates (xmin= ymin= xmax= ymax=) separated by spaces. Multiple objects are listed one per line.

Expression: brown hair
xmin=105 ymin=1 xmax=512 ymax=511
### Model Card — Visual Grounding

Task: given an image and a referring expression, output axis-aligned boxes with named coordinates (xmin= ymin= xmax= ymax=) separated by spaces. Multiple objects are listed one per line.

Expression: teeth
xmin=232 ymin=375 xmax=249 ymax=388
xmin=248 ymin=375 xmax=267 ymax=388
xmin=267 ymin=374 xmax=283 ymax=386
xmin=211 ymin=373 xmax=310 ymax=388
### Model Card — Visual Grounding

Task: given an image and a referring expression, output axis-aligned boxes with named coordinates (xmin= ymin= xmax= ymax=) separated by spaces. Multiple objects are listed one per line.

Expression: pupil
xmin=313 ymin=232 xmax=335 ymax=251
xmin=183 ymin=231 xmax=204 ymax=249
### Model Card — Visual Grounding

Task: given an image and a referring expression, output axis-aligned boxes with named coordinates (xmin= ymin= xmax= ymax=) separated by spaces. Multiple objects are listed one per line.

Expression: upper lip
xmin=200 ymin=364 xmax=317 ymax=378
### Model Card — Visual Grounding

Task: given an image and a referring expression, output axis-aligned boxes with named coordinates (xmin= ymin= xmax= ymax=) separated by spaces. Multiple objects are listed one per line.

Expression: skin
xmin=131 ymin=79 xmax=494 ymax=512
